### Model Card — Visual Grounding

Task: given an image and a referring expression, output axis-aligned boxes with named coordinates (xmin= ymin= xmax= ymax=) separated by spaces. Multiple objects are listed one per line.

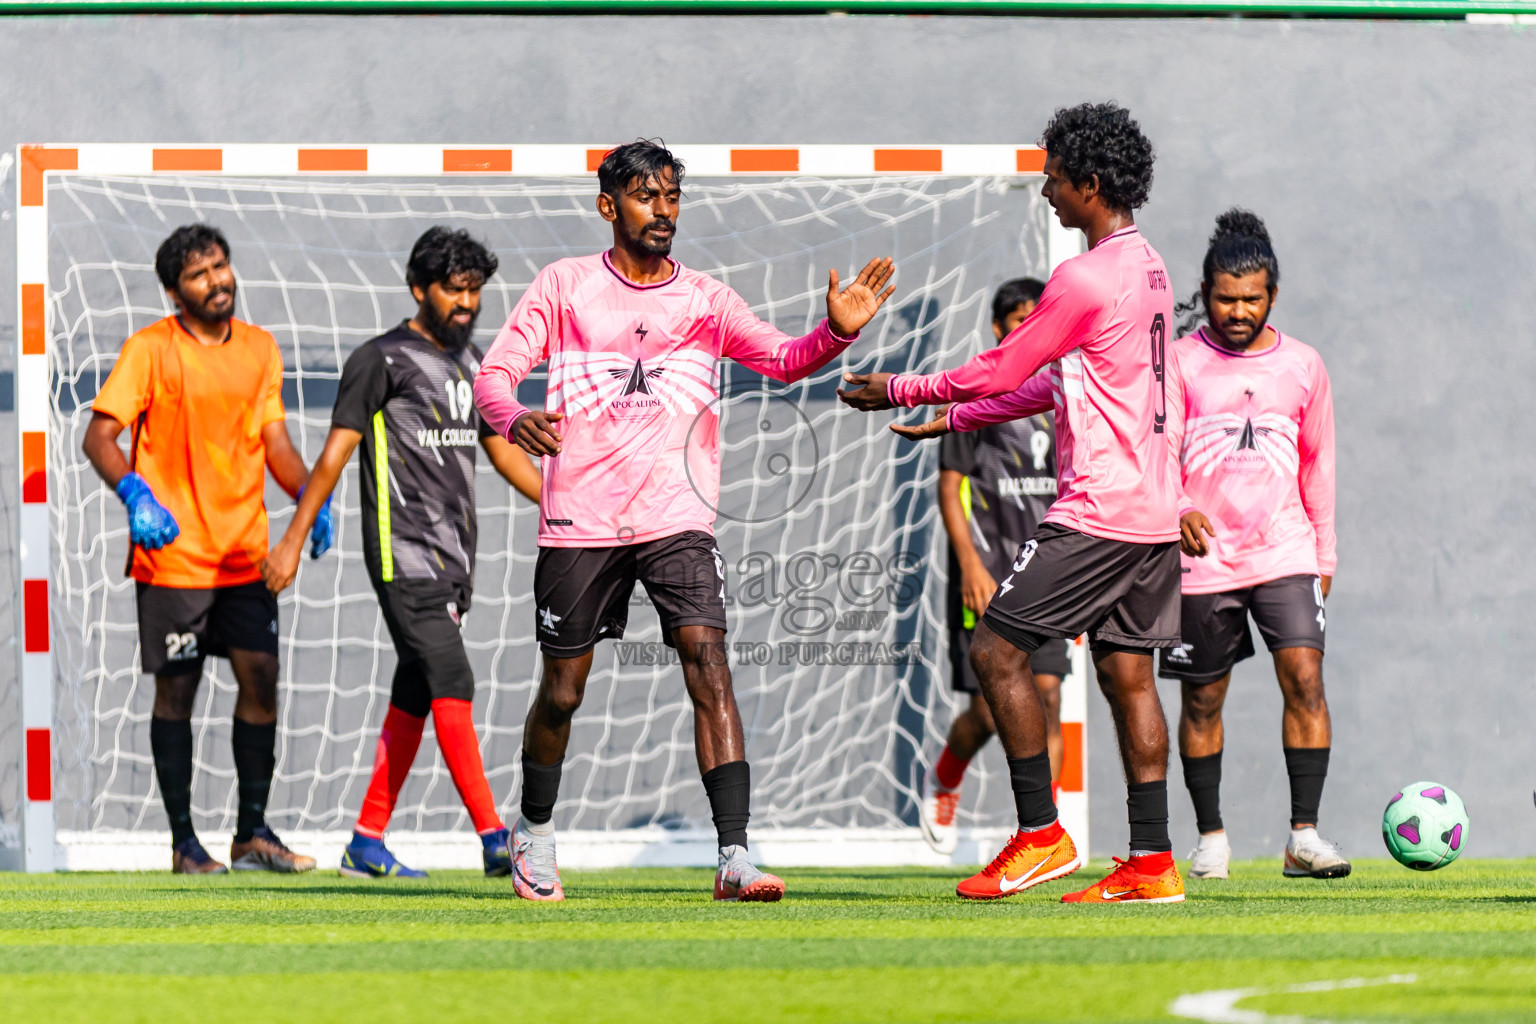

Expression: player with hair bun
xmin=1163 ymin=209 xmax=1346 ymax=881
xmin=845 ymin=102 xmax=1187 ymax=905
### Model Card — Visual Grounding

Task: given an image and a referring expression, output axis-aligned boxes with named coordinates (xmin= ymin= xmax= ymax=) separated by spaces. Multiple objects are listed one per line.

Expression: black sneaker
xmin=171 ymin=836 xmax=229 ymax=875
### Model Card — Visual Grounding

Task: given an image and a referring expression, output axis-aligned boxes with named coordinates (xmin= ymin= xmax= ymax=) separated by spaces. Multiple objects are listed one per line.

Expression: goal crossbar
xmin=12 ymin=141 xmax=1087 ymax=873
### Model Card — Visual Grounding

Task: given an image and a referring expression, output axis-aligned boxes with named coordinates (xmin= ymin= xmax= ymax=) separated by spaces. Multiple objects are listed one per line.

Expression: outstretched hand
xmin=826 ymin=257 xmax=896 ymax=338
xmin=836 ymin=371 xmax=895 ymax=411
xmin=889 ymin=406 xmax=952 ymax=442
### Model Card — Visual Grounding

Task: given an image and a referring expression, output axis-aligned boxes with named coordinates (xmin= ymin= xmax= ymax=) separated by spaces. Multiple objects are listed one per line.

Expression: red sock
xmin=354 ymin=704 xmax=426 ymax=838
xmin=934 ymin=746 xmax=969 ymax=790
xmin=1129 ymin=850 xmax=1175 ymax=873
xmin=431 ymin=698 xmax=502 ymax=835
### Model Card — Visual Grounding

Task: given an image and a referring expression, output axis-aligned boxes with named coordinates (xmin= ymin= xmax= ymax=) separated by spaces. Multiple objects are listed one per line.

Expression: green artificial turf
xmin=1 ymin=858 xmax=1532 ymax=1023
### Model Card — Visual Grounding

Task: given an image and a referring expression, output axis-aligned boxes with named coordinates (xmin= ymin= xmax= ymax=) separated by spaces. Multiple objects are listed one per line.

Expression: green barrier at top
xmin=2 ymin=0 xmax=1536 ymax=14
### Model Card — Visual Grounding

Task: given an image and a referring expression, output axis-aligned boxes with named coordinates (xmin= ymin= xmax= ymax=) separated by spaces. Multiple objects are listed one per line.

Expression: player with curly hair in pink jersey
xmin=844 ymin=103 xmax=1187 ymax=905
xmin=475 ymin=139 xmax=895 ymax=903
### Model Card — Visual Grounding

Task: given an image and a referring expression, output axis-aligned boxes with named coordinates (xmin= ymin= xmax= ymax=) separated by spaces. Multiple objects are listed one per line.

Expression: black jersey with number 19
xmin=331 ymin=323 xmax=495 ymax=586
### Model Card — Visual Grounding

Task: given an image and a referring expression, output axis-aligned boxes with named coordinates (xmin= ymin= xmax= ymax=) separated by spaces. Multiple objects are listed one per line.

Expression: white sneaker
xmin=1283 ymin=826 xmax=1352 ymax=878
xmin=1187 ymin=831 xmax=1230 ymax=879
xmin=918 ymin=768 xmax=960 ymax=855
xmin=510 ymin=818 xmax=564 ymax=901
xmin=714 ymin=845 xmax=784 ymax=902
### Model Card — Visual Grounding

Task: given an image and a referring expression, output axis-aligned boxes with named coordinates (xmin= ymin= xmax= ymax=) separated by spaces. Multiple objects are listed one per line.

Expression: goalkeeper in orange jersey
xmin=263 ymin=226 xmax=540 ymax=878
xmin=83 ymin=224 xmax=330 ymax=875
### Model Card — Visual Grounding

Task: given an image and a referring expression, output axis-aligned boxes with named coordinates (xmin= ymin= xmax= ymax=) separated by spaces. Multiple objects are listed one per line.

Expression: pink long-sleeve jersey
xmin=474 ymin=251 xmax=855 ymax=547
xmin=898 ymin=227 xmax=1179 ymax=544
xmin=1166 ymin=327 xmax=1336 ymax=594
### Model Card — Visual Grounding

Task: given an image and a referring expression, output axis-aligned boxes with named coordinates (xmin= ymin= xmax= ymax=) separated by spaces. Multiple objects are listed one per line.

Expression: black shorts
xmin=534 ymin=530 xmax=728 ymax=658
xmin=948 ymin=594 xmax=1070 ymax=691
xmin=136 ymin=580 xmax=279 ymax=676
xmin=374 ymin=578 xmax=475 ymax=716
xmin=981 ymin=523 xmax=1182 ymax=655
xmin=1159 ymin=574 xmax=1327 ymax=685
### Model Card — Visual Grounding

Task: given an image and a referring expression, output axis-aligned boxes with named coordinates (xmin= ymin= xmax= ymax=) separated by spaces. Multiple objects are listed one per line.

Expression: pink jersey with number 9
xmin=894 ymin=227 xmax=1180 ymax=545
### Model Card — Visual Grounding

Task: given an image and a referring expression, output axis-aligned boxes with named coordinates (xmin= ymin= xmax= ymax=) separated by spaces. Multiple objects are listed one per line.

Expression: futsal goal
xmin=12 ymin=142 xmax=1087 ymax=872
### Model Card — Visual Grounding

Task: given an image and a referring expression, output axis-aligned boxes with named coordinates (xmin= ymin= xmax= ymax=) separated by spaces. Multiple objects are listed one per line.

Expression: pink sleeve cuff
xmin=472 ymin=367 xmax=532 ymax=441
xmin=887 ymin=373 xmax=919 ymax=407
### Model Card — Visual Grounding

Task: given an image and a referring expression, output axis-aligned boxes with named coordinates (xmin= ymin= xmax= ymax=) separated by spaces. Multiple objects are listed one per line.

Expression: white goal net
xmin=41 ymin=162 xmax=1067 ymax=867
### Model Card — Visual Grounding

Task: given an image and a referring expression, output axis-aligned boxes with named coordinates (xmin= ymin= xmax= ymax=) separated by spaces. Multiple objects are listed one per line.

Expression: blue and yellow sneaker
xmin=482 ymin=827 xmax=512 ymax=877
xmin=339 ymin=833 xmax=427 ymax=879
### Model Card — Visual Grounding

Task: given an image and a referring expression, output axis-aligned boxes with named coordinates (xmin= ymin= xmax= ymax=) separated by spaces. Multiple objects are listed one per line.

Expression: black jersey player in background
xmin=264 ymin=227 xmax=540 ymax=877
xmin=918 ymin=278 xmax=1071 ymax=855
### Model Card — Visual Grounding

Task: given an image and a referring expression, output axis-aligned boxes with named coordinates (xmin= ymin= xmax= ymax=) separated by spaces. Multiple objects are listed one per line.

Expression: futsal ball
xmin=1382 ymin=781 xmax=1468 ymax=870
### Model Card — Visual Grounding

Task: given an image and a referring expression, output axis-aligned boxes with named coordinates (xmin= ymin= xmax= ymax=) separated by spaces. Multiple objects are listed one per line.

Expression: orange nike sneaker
xmin=1061 ymin=851 xmax=1185 ymax=904
xmin=956 ymin=821 xmax=1083 ymax=900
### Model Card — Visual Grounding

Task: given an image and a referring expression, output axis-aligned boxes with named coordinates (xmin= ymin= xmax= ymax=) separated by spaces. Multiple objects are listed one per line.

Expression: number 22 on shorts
xmin=165 ymin=631 xmax=198 ymax=661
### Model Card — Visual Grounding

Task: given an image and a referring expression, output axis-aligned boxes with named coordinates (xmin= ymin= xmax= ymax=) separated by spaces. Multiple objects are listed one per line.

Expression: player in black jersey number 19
xmin=264 ymin=227 xmax=541 ymax=879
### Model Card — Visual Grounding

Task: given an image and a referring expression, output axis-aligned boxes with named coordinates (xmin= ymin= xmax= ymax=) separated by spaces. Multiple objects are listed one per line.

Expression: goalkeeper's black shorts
xmin=136 ymin=580 xmax=278 ymax=676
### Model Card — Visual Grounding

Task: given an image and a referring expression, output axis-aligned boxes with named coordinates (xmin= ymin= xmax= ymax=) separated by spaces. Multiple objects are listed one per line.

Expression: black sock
xmin=231 ymin=718 xmax=276 ymax=843
xmin=701 ymin=760 xmax=751 ymax=850
xmin=150 ymin=717 xmax=196 ymax=847
xmin=1007 ymin=752 xmax=1057 ymax=830
xmin=1180 ymin=751 xmax=1224 ymax=834
xmin=1284 ymin=746 xmax=1330 ymax=828
xmin=1127 ymin=780 xmax=1171 ymax=853
xmin=520 ymin=751 xmax=563 ymax=826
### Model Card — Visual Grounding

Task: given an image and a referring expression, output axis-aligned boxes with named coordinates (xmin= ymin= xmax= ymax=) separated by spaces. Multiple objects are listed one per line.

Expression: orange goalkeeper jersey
xmin=93 ymin=315 xmax=287 ymax=588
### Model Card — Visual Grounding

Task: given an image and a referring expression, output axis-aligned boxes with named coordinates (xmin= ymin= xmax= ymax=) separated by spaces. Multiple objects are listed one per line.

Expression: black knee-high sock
xmin=702 ymin=760 xmax=751 ymax=850
xmin=1284 ymin=747 xmax=1330 ymax=827
xmin=1181 ymin=751 xmax=1224 ymax=834
xmin=520 ymin=751 xmax=563 ymax=826
xmin=150 ymin=717 xmax=196 ymax=847
xmin=1007 ymin=752 xmax=1057 ymax=830
xmin=1127 ymin=780 xmax=1172 ymax=854
xmin=231 ymin=718 xmax=276 ymax=843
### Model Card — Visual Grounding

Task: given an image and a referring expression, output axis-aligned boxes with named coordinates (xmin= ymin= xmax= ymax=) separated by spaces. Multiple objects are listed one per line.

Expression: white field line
xmin=1169 ymin=974 xmax=1417 ymax=1024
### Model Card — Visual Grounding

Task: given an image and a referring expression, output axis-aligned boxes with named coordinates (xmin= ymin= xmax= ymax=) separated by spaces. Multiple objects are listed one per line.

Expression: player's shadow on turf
xmin=278 ymin=884 xmax=510 ymax=900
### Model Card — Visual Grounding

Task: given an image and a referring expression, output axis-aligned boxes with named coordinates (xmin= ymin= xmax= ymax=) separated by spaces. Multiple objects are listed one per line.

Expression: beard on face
xmin=637 ymin=217 xmax=675 ymax=256
xmin=181 ymin=279 xmax=237 ymax=324
xmin=1214 ymin=308 xmax=1270 ymax=348
xmin=420 ymin=296 xmax=479 ymax=351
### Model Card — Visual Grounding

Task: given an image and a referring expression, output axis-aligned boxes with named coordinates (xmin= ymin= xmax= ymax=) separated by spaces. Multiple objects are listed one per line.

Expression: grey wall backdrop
xmin=0 ymin=12 xmax=1532 ymax=861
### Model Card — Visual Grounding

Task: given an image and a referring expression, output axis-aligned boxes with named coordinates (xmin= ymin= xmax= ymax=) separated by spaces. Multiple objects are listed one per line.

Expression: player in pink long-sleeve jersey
xmin=473 ymin=140 xmax=895 ymax=903
xmin=843 ymin=103 xmax=1186 ymax=905
xmin=1161 ymin=211 xmax=1348 ymax=881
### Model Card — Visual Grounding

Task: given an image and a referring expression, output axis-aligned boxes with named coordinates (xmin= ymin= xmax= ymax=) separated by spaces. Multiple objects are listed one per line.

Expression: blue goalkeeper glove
xmin=300 ymin=486 xmax=334 ymax=560
xmin=115 ymin=472 xmax=180 ymax=550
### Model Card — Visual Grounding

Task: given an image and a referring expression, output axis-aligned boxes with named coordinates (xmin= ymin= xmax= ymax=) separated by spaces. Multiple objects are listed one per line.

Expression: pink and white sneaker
xmin=713 ymin=845 xmax=784 ymax=902
xmin=510 ymin=818 xmax=565 ymax=901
